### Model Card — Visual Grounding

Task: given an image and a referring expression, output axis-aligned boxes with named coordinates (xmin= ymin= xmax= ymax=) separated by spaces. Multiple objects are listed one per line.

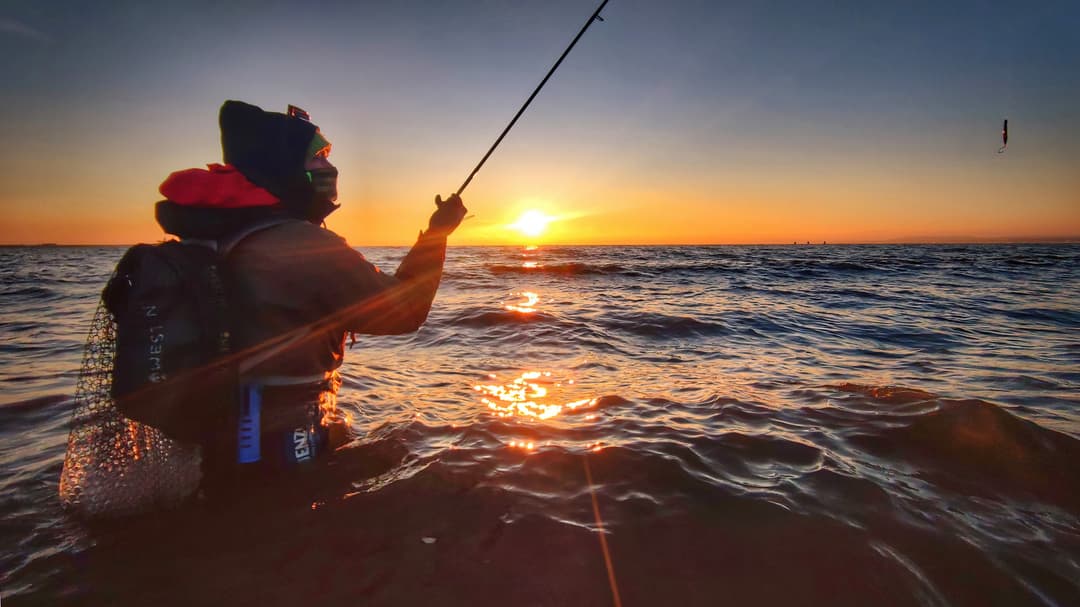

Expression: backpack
xmin=102 ymin=241 xmax=236 ymax=443
xmin=101 ymin=222 xmax=286 ymax=443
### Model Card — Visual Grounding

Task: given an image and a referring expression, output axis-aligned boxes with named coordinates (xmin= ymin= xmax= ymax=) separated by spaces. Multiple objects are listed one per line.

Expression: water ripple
xmin=2 ymin=244 xmax=1078 ymax=606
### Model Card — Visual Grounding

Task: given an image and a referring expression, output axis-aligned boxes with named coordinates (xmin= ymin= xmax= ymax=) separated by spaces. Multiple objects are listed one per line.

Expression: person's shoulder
xmin=264 ymin=220 xmax=351 ymax=247
xmin=235 ymin=220 xmax=358 ymax=263
xmin=267 ymin=219 xmax=335 ymax=238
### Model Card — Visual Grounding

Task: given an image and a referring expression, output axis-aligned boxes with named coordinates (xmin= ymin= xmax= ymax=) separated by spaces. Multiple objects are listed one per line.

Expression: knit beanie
xmin=219 ymin=100 xmax=338 ymax=223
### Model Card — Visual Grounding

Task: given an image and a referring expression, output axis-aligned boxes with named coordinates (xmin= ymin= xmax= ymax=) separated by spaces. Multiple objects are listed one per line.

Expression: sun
xmin=510 ymin=210 xmax=552 ymax=238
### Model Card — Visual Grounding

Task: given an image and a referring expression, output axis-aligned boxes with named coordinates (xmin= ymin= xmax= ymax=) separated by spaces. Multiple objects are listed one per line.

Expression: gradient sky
xmin=1 ymin=0 xmax=1078 ymax=245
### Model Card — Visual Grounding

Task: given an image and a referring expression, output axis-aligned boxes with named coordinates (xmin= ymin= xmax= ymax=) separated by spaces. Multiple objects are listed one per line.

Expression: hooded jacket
xmin=155 ymin=101 xmax=447 ymax=380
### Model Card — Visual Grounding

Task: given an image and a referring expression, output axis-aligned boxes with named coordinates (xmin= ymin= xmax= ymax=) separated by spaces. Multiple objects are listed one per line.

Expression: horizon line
xmin=4 ymin=237 xmax=1079 ymax=248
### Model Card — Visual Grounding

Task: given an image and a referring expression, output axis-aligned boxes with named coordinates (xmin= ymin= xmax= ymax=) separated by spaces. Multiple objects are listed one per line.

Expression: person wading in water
xmin=153 ymin=100 xmax=466 ymax=490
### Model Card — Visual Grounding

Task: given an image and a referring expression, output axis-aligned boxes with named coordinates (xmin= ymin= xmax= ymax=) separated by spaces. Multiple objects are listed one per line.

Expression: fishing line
xmin=997 ymin=19 xmax=1019 ymax=155
xmin=455 ymin=0 xmax=609 ymax=197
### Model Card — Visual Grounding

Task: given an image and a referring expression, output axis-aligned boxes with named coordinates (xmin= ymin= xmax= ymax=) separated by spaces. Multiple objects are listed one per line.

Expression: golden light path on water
xmin=469 ymin=248 xmax=607 ymax=456
xmin=476 ymin=267 xmax=619 ymax=603
xmin=470 ymin=280 xmax=606 ymax=452
xmin=472 ymin=371 xmax=604 ymax=453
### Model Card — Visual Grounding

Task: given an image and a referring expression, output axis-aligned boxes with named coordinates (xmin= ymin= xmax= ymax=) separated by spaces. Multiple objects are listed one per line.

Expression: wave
xmin=848 ymin=396 xmax=1080 ymax=510
xmin=854 ymin=324 xmax=961 ymax=352
xmin=487 ymin=262 xmax=634 ymax=276
xmin=447 ymin=307 xmax=559 ymax=328
xmin=485 ymin=261 xmax=755 ymax=277
xmin=831 ymin=382 xmax=938 ymax=405
xmin=478 ymin=253 xmax=1074 ymax=282
xmin=0 ymin=285 xmax=58 ymax=300
xmin=1000 ymin=306 xmax=1080 ymax=325
xmin=0 ymin=393 xmax=70 ymax=412
xmin=1004 ymin=254 xmax=1064 ymax=267
xmin=601 ymin=311 xmax=730 ymax=338
xmin=819 ymin=287 xmax=898 ymax=301
xmin=442 ymin=306 xmax=736 ymax=340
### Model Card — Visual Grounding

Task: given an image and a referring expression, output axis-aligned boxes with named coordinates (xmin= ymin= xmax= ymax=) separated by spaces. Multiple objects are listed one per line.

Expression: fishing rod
xmin=455 ymin=0 xmax=609 ymax=197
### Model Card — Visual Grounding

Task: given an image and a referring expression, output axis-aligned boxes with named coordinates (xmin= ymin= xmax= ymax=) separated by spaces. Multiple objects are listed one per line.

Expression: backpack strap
xmin=237 ymin=323 xmax=315 ymax=375
xmin=217 ymin=216 xmax=297 ymax=257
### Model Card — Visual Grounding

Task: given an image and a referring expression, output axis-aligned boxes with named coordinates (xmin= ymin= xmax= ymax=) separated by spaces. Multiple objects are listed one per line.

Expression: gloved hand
xmin=427 ymin=194 xmax=467 ymax=237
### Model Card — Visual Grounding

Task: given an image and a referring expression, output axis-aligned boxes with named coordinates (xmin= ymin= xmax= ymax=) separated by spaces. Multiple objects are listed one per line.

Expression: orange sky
xmin=2 ymin=2 xmax=1078 ymax=246
xmin=2 ymin=126 xmax=1075 ymax=246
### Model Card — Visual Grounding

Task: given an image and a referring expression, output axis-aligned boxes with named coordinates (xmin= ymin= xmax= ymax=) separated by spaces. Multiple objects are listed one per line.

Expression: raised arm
xmin=336 ymin=194 xmax=466 ymax=335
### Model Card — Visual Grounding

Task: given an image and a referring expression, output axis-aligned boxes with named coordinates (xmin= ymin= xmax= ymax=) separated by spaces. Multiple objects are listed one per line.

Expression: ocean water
xmin=1 ymin=243 xmax=1078 ymax=606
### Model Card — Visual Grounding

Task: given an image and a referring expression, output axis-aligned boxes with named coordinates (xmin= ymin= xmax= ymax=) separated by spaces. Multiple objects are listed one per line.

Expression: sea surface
xmin=1 ymin=243 xmax=1078 ymax=606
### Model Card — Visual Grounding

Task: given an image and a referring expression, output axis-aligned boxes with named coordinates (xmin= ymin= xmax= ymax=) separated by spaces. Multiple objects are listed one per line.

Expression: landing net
xmin=58 ymin=301 xmax=202 ymax=518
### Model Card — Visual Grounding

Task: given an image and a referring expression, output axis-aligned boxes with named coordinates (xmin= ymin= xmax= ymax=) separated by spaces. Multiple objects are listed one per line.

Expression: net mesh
xmin=58 ymin=301 xmax=202 ymax=519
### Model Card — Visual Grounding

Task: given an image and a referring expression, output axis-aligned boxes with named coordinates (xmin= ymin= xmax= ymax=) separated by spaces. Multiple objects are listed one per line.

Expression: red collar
xmin=159 ymin=163 xmax=279 ymax=208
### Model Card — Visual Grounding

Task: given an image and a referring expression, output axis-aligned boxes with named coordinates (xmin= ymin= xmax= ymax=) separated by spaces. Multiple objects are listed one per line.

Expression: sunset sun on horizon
xmin=509 ymin=209 xmax=553 ymax=239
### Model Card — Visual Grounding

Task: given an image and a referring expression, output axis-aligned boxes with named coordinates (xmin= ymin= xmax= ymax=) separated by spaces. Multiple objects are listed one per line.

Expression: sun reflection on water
xmin=474 ymin=371 xmax=598 ymax=422
xmin=505 ymin=291 xmax=540 ymax=314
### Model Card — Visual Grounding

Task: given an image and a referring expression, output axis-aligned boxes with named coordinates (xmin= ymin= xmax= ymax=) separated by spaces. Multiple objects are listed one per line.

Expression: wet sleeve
xmin=324 ymin=230 xmax=447 ymax=335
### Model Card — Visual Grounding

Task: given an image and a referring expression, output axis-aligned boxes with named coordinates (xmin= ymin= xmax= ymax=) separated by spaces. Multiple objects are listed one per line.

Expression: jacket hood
xmin=155 ymin=200 xmax=287 ymax=241
xmin=159 ymin=163 xmax=279 ymax=208
xmin=156 ymin=164 xmax=286 ymax=240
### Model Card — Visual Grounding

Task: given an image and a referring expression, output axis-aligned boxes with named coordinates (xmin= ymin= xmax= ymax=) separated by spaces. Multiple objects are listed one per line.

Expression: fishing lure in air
xmin=998 ymin=119 xmax=1008 ymax=153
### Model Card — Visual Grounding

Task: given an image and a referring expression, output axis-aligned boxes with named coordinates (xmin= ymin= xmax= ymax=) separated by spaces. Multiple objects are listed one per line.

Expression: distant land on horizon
xmin=3 ymin=236 xmax=1078 ymax=248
